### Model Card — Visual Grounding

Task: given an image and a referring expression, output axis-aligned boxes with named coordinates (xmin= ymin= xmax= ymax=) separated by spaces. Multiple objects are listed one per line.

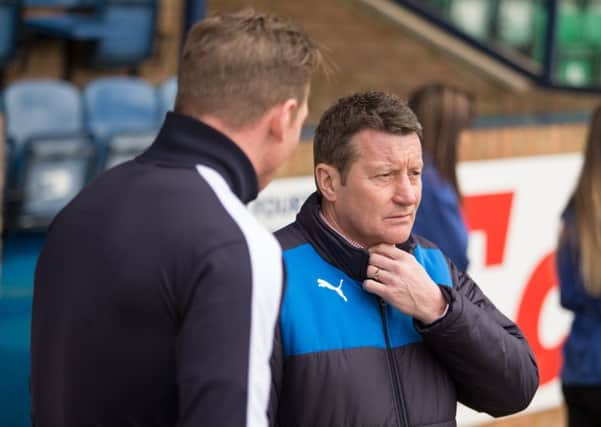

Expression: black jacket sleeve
xmin=415 ymin=261 xmax=539 ymax=417
xmin=176 ymin=240 xmax=264 ymax=427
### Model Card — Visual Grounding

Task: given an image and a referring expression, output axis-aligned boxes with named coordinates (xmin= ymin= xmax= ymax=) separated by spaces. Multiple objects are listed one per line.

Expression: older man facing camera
xmin=269 ymin=91 xmax=539 ymax=427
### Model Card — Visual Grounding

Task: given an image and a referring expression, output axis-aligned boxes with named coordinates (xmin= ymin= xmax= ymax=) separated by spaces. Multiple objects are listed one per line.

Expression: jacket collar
xmin=297 ymin=192 xmax=417 ymax=281
xmin=138 ymin=112 xmax=259 ymax=203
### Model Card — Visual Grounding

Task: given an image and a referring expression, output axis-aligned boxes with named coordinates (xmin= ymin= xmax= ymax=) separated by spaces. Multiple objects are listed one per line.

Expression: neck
xmin=319 ymin=203 xmax=365 ymax=248
xmin=198 ymin=113 xmax=271 ymax=190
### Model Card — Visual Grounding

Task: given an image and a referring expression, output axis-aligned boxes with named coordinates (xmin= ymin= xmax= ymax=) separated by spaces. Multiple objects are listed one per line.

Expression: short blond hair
xmin=176 ymin=9 xmax=323 ymax=129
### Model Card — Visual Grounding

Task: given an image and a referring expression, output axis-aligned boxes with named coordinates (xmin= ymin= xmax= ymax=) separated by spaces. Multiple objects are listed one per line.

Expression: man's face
xmin=330 ymin=129 xmax=423 ymax=247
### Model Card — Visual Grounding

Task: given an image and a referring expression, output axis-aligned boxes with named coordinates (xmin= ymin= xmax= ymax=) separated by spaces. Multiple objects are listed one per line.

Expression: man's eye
xmin=412 ymin=170 xmax=422 ymax=176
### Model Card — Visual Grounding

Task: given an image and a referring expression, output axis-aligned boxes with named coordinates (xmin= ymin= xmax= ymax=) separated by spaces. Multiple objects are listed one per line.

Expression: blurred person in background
xmin=557 ymin=104 xmax=601 ymax=427
xmin=409 ymin=83 xmax=475 ymax=272
xmin=31 ymin=10 xmax=323 ymax=427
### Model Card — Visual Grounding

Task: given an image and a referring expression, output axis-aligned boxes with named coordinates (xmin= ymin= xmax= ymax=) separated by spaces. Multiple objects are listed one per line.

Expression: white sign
xmin=249 ymin=176 xmax=315 ymax=231
xmin=456 ymin=153 xmax=581 ymax=425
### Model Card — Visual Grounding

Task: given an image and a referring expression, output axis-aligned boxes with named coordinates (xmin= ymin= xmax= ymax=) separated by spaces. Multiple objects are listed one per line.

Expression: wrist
xmin=418 ymin=287 xmax=447 ymax=324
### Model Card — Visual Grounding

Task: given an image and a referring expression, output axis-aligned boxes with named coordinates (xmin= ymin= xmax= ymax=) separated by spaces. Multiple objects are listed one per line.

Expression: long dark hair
xmin=408 ymin=83 xmax=475 ymax=199
xmin=569 ymin=104 xmax=601 ymax=296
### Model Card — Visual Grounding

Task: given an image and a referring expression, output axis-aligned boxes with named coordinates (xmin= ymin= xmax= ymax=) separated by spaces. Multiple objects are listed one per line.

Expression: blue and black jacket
xmin=269 ymin=193 xmax=539 ymax=427
xmin=557 ymin=201 xmax=601 ymax=386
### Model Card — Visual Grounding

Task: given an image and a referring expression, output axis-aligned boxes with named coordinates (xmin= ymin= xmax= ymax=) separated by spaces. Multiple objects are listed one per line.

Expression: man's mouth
xmin=385 ymin=213 xmax=413 ymax=220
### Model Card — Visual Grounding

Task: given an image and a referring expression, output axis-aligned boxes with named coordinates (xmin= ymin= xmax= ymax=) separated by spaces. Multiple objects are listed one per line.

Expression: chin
xmin=376 ymin=234 xmax=408 ymax=246
xmin=384 ymin=227 xmax=410 ymax=244
xmin=363 ymin=227 xmax=410 ymax=247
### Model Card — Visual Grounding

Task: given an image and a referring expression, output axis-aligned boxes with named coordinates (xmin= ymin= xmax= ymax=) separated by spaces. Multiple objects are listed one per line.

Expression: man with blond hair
xmin=31 ymin=10 xmax=323 ymax=427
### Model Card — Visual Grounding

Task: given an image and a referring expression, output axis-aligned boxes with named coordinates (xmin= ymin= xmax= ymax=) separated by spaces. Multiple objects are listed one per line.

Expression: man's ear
xmin=315 ymin=163 xmax=340 ymax=202
xmin=269 ymin=98 xmax=299 ymax=143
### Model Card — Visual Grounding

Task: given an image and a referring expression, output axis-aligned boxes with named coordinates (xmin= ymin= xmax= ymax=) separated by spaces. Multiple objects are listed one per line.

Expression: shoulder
xmin=83 ymin=161 xmax=268 ymax=252
xmin=275 ymin=221 xmax=308 ymax=251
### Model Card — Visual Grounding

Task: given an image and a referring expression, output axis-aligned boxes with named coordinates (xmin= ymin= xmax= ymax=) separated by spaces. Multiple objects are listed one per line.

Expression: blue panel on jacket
xmin=414 ymin=245 xmax=453 ymax=288
xmin=382 ymin=245 xmax=453 ymax=348
xmin=282 ymin=244 xmax=386 ymax=356
xmin=281 ymin=243 xmax=453 ymax=356
xmin=283 ymin=244 xmax=421 ymax=356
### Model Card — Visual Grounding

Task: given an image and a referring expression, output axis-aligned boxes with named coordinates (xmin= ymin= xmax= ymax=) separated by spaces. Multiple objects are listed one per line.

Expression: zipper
xmin=378 ymin=297 xmax=409 ymax=427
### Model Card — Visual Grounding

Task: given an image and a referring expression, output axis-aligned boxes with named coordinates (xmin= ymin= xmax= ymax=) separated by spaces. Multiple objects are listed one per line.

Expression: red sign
xmin=464 ymin=192 xmax=562 ymax=386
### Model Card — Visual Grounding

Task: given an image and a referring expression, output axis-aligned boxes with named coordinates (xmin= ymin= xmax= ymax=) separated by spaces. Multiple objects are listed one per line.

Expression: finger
xmin=368 ymin=266 xmax=394 ymax=285
xmin=367 ymin=264 xmax=391 ymax=283
xmin=368 ymin=252 xmax=398 ymax=272
xmin=366 ymin=264 xmax=380 ymax=280
xmin=362 ymin=279 xmax=388 ymax=298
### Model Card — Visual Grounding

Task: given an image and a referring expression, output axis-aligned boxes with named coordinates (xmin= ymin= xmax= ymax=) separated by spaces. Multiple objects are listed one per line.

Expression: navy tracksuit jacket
xmin=31 ymin=112 xmax=282 ymax=427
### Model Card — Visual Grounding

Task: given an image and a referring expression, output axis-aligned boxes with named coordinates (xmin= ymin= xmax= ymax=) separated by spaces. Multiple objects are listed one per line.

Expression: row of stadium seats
xmin=1 ymin=76 xmax=177 ymax=230
xmin=425 ymin=0 xmax=601 ymax=86
xmin=0 ymin=0 xmax=158 ymax=83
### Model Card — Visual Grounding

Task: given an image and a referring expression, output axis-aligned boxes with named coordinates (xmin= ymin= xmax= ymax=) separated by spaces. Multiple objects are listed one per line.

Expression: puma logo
xmin=317 ymin=278 xmax=348 ymax=302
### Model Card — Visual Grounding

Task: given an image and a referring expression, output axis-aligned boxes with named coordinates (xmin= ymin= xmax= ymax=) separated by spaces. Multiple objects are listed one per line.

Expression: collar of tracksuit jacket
xmin=295 ymin=192 xmax=417 ymax=282
xmin=139 ymin=111 xmax=259 ymax=203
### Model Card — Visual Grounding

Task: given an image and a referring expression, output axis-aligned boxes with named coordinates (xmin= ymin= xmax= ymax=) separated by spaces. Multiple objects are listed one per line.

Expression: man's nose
xmin=392 ymin=174 xmax=417 ymax=204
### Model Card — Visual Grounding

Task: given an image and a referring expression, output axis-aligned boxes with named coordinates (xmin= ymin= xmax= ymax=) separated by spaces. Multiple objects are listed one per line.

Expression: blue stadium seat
xmin=91 ymin=0 xmax=158 ymax=69
xmin=0 ymin=0 xmax=22 ymax=85
xmin=20 ymin=136 xmax=94 ymax=226
xmin=157 ymin=75 xmax=177 ymax=119
xmin=84 ymin=76 xmax=159 ymax=170
xmin=3 ymin=79 xmax=95 ymax=229
xmin=4 ymin=80 xmax=84 ymax=150
xmin=26 ymin=0 xmax=158 ymax=78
